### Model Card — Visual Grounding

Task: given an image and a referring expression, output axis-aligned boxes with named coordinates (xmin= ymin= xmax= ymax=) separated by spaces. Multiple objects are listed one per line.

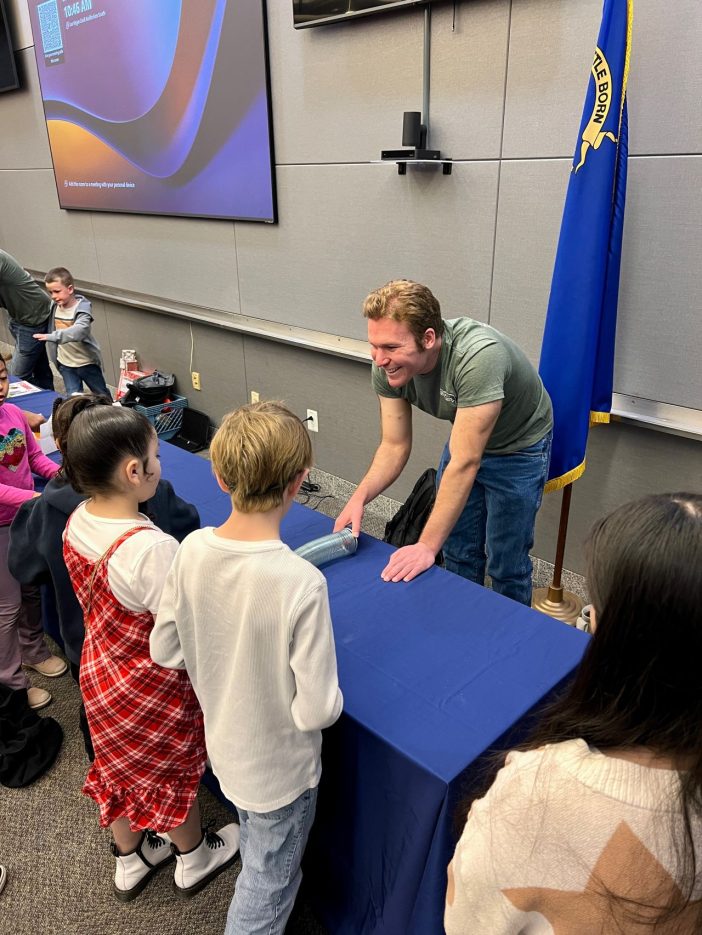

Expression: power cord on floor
xmin=297 ymin=474 xmax=336 ymax=512
xmin=299 ymin=493 xmax=336 ymax=511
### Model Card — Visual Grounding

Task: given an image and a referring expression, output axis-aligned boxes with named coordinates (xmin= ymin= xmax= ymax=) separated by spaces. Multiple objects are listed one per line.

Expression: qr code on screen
xmin=37 ymin=0 xmax=62 ymax=54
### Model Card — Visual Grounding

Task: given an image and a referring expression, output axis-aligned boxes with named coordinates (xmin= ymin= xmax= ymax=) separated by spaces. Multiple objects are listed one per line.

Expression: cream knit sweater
xmin=445 ymin=739 xmax=701 ymax=934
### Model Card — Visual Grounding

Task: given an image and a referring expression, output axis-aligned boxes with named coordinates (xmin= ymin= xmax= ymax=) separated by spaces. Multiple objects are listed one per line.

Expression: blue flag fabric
xmin=539 ymin=0 xmax=633 ymax=492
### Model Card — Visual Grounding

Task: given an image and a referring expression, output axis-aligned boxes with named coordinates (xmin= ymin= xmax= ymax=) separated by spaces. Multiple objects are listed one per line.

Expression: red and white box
xmin=115 ymin=369 xmax=151 ymax=401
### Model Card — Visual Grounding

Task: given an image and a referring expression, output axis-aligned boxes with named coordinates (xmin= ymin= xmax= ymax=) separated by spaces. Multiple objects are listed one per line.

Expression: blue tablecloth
xmin=19 ymin=387 xmax=589 ymax=934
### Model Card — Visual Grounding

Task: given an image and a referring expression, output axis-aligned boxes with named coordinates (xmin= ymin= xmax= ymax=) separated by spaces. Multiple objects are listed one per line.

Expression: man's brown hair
xmin=362 ymin=280 xmax=444 ymax=348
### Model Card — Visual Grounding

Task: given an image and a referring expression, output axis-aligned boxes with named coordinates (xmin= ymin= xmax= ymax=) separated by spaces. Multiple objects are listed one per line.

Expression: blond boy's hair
xmin=211 ymin=401 xmax=312 ymax=513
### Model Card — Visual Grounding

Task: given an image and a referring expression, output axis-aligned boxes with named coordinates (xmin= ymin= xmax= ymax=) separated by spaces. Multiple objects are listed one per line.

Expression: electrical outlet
xmin=306 ymin=409 xmax=319 ymax=432
xmin=250 ymin=390 xmax=260 ymax=403
xmin=191 ymin=371 xmax=201 ymax=391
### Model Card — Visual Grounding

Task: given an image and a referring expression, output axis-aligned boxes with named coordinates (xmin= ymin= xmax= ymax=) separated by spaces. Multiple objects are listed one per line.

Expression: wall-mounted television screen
xmin=293 ymin=0 xmax=429 ymax=30
xmin=0 ymin=0 xmax=20 ymax=92
xmin=29 ymin=1 xmax=277 ymax=222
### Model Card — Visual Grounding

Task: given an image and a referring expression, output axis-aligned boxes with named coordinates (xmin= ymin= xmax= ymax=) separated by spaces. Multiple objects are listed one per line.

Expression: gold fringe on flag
xmin=544 ymin=459 xmax=586 ymax=494
xmin=544 ymin=409 xmax=612 ymax=493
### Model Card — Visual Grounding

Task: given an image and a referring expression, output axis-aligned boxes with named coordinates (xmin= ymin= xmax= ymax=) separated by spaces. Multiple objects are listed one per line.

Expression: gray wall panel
xmin=490 ymin=158 xmax=570 ymax=363
xmin=272 ymin=0 xmax=511 ymax=165
xmin=91 ymin=214 xmax=240 ymax=313
xmin=0 ymin=48 xmax=52 ymax=170
xmin=102 ymin=303 xmax=247 ymax=421
xmin=505 ymin=0 xmax=702 ymax=160
xmin=421 ymin=0 xmax=510 ymax=161
xmin=185 ymin=321 xmax=248 ymax=421
xmin=535 ymin=421 xmax=702 ymax=574
xmin=627 ymin=0 xmax=702 ymax=155
xmin=235 ymin=162 xmax=499 ymax=339
xmin=502 ymin=0 xmax=602 ymax=159
xmin=267 ymin=3 xmax=424 ymax=165
xmin=615 ymin=156 xmax=702 ymax=409
xmin=83 ymin=297 xmax=114 ymax=386
xmin=0 ymin=169 xmax=100 ymax=277
xmin=241 ymin=339 xmax=380 ymax=481
xmin=492 ymin=155 xmax=702 ymax=410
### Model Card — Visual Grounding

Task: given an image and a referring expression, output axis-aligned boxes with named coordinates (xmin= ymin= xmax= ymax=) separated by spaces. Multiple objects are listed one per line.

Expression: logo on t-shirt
xmin=440 ymin=388 xmax=457 ymax=406
xmin=0 ymin=427 xmax=26 ymax=472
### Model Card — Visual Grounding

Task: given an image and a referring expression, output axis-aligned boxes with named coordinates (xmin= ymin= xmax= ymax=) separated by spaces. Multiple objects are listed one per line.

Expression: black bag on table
xmin=383 ymin=468 xmax=444 ymax=565
xmin=120 ymin=371 xmax=175 ymax=408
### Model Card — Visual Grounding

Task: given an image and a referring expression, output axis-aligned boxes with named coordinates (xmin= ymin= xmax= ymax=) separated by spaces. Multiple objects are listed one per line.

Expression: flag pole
xmin=532 ymin=483 xmax=583 ymax=624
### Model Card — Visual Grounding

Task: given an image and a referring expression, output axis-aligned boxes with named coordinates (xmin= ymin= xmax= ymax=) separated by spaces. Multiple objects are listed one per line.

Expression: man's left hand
xmin=381 ymin=542 xmax=436 ymax=583
xmin=25 ymin=411 xmax=46 ymax=432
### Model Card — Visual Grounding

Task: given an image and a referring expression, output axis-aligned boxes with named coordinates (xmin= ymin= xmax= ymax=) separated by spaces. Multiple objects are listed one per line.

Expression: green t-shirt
xmin=0 ymin=250 xmax=52 ymax=327
xmin=371 ymin=318 xmax=553 ymax=454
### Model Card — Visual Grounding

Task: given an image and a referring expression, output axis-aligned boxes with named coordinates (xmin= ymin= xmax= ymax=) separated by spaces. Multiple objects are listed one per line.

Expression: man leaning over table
xmin=333 ymin=280 xmax=553 ymax=606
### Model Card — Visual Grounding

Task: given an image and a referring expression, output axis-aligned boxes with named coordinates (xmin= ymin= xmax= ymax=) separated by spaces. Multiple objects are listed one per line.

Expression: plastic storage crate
xmin=134 ymin=395 xmax=188 ymax=441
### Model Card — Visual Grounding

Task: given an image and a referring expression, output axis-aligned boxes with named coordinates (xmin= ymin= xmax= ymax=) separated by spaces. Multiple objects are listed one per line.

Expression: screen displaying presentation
xmin=29 ymin=0 xmax=277 ymax=222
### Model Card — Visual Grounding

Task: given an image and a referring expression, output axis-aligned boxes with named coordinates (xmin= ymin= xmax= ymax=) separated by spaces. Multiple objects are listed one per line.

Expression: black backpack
xmin=0 ymin=685 xmax=63 ymax=788
xmin=121 ymin=371 xmax=176 ymax=407
xmin=383 ymin=468 xmax=444 ymax=565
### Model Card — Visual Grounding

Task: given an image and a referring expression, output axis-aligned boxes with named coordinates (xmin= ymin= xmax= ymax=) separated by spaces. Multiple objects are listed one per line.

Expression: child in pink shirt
xmin=0 ymin=354 xmax=66 ymax=708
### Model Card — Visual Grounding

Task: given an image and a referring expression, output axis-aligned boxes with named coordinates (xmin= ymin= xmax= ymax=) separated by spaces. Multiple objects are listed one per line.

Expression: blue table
xmin=20 ymin=387 xmax=589 ymax=934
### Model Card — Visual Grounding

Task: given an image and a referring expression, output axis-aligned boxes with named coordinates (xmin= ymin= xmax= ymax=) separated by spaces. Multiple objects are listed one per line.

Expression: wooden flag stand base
xmin=532 ymin=483 xmax=584 ymax=626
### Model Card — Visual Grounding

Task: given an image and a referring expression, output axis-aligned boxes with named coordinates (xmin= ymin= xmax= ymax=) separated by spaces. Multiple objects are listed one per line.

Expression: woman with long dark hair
xmin=445 ymin=493 xmax=702 ymax=933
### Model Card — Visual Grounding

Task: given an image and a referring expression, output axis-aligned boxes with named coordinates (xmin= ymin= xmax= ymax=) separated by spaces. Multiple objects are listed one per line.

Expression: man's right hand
xmin=333 ymin=494 xmax=365 ymax=538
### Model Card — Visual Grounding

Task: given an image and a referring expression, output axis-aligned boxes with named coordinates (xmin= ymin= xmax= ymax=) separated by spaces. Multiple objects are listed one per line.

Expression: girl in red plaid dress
xmin=62 ymin=405 xmax=239 ymax=901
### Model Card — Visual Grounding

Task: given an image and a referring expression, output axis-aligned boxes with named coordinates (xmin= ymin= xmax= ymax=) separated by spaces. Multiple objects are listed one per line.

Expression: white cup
xmin=576 ymin=603 xmax=593 ymax=632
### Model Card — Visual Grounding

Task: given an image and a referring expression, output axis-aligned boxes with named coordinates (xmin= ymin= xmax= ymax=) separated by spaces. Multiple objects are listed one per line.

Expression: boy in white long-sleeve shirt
xmin=151 ymin=400 xmax=343 ymax=935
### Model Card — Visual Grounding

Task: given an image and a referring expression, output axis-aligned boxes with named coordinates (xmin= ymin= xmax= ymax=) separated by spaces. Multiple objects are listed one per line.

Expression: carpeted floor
xmin=0 ymin=651 xmax=330 ymax=935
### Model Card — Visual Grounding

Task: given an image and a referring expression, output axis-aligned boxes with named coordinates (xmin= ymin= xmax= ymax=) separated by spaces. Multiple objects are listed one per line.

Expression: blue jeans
xmin=58 ymin=362 xmax=111 ymax=398
xmin=438 ymin=430 xmax=552 ymax=606
xmin=8 ymin=319 xmax=54 ymax=390
xmin=225 ymin=787 xmax=318 ymax=935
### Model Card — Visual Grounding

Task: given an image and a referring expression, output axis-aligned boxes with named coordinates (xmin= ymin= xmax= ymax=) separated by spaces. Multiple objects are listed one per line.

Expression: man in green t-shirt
xmin=0 ymin=249 xmax=54 ymax=390
xmin=334 ymin=280 xmax=553 ymax=605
